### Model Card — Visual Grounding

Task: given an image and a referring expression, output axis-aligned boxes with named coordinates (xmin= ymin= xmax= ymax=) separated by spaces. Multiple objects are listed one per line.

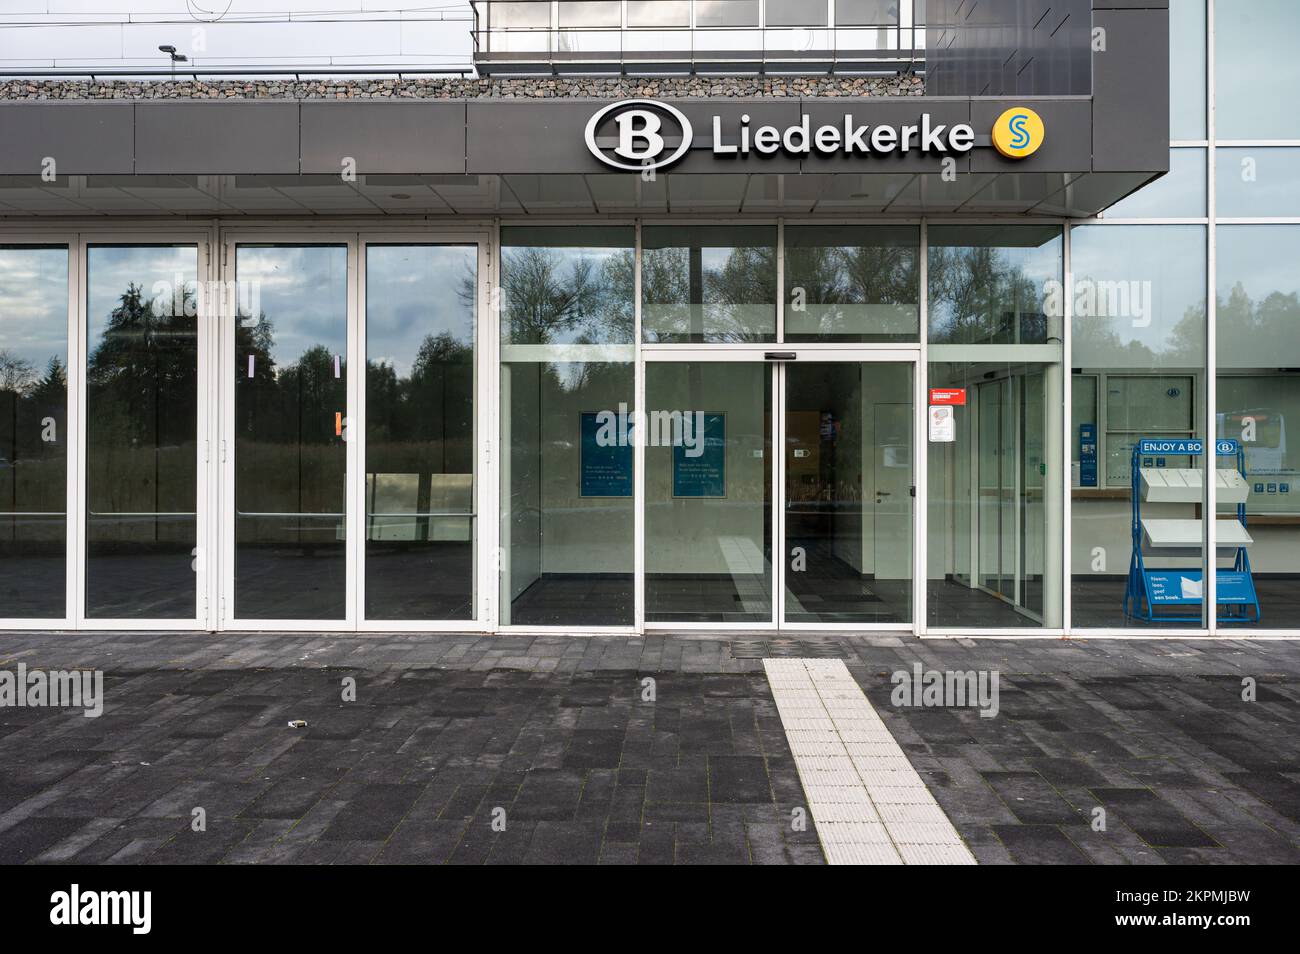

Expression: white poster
xmin=928 ymin=405 xmax=955 ymax=443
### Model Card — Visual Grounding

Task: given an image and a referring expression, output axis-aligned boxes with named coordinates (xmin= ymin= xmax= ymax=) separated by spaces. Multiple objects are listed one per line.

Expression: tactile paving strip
xmin=763 ymin=658 xmax=976 ymax=866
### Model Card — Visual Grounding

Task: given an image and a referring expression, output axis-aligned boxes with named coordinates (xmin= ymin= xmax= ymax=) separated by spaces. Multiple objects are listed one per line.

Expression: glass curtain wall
xmin=0 ymin=246 xmax=68 ymax=619
xmin=85 ymin=245 xmax=199 ymax=619
xmin=927 ymin=225 xmax=1064 ymax=629
xmin=499 ymin=226 xmax=635 ymax=627
xmin=364 ymin=245 xmax=477 ymax=621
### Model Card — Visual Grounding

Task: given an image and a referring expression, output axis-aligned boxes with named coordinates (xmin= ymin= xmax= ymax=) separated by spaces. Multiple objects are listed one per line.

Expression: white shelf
xmin=1139 ymin=468 xmax=1250 ymax=504
xmin=1141 ymin=517 xmax=1253 ymax=549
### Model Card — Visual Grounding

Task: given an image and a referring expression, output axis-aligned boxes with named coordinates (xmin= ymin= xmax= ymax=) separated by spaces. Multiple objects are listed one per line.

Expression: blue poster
xmin=673 ymin=413 xmax=725 ymax=497
xmin=1078 ymin=423 xmax=1097 ymax=487
xmin=580 ymin=412 xmax=632 ymax=497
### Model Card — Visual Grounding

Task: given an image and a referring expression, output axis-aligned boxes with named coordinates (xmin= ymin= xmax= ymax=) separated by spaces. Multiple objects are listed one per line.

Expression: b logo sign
xmin=991 ymin=106 xmax=1044 ymax=159
xmin=585 ymin=99 xmax=694 ymax=172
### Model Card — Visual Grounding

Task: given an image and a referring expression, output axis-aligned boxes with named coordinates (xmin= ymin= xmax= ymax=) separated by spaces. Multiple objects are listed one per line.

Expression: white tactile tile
xmin=763 ymin=658 xmax=977 ymax=867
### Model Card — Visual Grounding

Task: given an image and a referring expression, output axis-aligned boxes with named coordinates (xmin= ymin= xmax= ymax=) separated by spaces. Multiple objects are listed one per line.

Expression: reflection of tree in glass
xmin=784 ymin=242 xmax=916 ymax=335
xmin=928 ymin=246 xmax=1046 ymax=345
xmin=85 ymin=282 xmax=197 ymax=521
xmin=641 ymin=243 xmax=776 ymax=343
xmin=499 ymin=245 xmax=633 ymax=344
xmin=367 ymin=331 xmax=474 ymax=476
xmin=0 ymin=351 xmax=65 ymax=512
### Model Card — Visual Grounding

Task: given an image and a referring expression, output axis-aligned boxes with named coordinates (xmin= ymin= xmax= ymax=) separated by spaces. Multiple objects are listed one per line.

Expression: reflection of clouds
xmin=0 ymin=247 xmax=68 ymax=364
xmin=88 ymin=245 xmax=198 ymax=340
xmin=367 ymin=246 xmax=476 ymax=378
xmin=237 ymin=245 xmax=348 ymax=366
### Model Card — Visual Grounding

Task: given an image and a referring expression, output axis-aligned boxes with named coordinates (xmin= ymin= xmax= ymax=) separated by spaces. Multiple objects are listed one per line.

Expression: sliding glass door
xmin=641 ymin=352 xmax=917 ymax=630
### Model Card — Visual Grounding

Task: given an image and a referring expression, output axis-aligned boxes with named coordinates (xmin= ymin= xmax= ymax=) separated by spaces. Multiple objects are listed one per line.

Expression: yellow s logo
xmin=991 ymin=107 xmax=1044 ymax=159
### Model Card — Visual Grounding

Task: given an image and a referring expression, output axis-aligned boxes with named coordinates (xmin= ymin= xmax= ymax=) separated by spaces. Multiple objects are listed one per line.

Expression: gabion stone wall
xmin=0 ymin=74 xmax=923 ymax=101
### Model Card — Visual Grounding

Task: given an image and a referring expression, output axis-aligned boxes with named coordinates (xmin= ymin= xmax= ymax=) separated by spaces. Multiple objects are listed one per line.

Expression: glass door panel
xmin=645 ymin=361 xmax=772 ymax=623
xmin=233 ymin=245 xmax=348 ymax=620
xmin=784 ymin=361 xmax=914 ymax=624
xmin=85 ymin=244 xmax=199 ymax=619
xmin=364 ymin=244 xmax=477 ymax=621
xmin=1 ymin=245 xmax=69 ymax=619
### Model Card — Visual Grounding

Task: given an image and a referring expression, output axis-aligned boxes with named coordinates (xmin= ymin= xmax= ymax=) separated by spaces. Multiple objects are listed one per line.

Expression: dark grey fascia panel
xmin=301 ymin=102 xmax=466 ymax=174
xmin=970 ymin=99 xmax=1092 ymax=174
xmin=0 ymin=103 xmax=134 ymax=175
xmin=135 ymin=102 xmax=299 ymax=174
xmin=1092 ymin=6 xmax=1170 ymax=173
xmin=466 ymin=101 xmax=598 ymax=174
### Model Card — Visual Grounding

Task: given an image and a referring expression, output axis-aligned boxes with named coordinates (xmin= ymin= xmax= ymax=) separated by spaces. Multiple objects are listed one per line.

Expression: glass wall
xmin=1069 ymin=225 xmax=1207 ymax=628
xmin=783 ymin=225 xmax=919 ymax=342
xmin=927 ymin=226 xmax=1064 ymax=629
xmin=1214 ymin=0 xmax=1300 ymax=140
xmin=234 ymin=245 xmax=348 ymax=620
xmin=85 ymin=245 xmax=199 ymax=619
xmin=499 ymin=226 xmax=635 ymax=626
xmin=0 ymin=246 xmax=68 ymax=619
xmin=1216 ymin=226 xmax=1300 ymax=629
xmin=365 ymin=245 xmax=477 ymax=621
xmin=642 ymin=225 xmax=776 ymax=343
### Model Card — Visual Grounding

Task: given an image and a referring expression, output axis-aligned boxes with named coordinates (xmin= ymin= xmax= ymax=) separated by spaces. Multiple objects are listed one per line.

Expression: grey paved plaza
xmin=0 ymin=631 xmax=1297 ymax=865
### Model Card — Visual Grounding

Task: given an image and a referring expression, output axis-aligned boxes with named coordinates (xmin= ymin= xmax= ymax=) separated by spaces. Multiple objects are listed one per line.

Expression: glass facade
xmin=2 ymin=1 xmax=1295 ymax=636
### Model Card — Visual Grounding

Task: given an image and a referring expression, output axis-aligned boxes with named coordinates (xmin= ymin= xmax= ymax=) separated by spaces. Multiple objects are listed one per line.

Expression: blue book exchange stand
xmin=1123 ymin=437 xmax=1260 ymax=624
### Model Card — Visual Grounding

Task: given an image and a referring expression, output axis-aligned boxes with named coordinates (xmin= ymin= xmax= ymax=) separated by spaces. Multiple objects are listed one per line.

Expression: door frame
xmin=640 ymin=347 xmax=922 ymax=633
xmin=78 ymin=229 xmax=215 ymax=631
xmin=218 ymin=228 xmax=494 ymax=632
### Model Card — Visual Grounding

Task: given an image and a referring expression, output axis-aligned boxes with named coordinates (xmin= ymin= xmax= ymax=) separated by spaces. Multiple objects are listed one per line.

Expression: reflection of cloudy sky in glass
xmin=366 ymin=245 xmax=476 ymax=377
xmin=0 ymin=246 xmax=68 ymax=368
xmin=237 ymin=245 xmax=348 ymax=368
xmin=87 ymin=245 xmax=199 ymax=342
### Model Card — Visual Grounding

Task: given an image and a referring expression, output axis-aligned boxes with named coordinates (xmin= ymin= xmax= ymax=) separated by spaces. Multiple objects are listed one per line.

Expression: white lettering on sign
xmin=585 ymin=100 xmax=977 ymax=171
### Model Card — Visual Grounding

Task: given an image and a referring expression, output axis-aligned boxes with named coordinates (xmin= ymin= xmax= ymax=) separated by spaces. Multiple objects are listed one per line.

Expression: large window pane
xmin=928 ymin=225 xmax=1061 ymax=345
xmin=646 ymin=361 xmax=772 ymax=623
xmin=696 ymin=0 xmax=760 ymax=28
xmin=837 ymin=0 xmax=895 ymax=26
xmin=1169 ymin=0 xmax=1206 ymax=140
xmin=628 ymin=1 xmax=689 ymax=27
xmin=500 ymin=228 xmax=635 ymax=626
xmin=489 ymin=1 xmax=549 ymax=29
xmin=642 ymin=225 xmax=776 ymax=343
xmin=365 ymin=245 xmax=476 ymax=621
xmin=1216 ymin=148 xmax=1300 ymax=218
xmin=784 ymin=225 xmax=918 ymax=342
xmin=1069 ymin=225 xmax=1207 ymax=628
xmin=1216 ymin=226 xmax=1300 ymax=629
xmin=927 ymin=226 xmax=1064 ymax=629
xmin=1215 ymin=0 xmax=1300 ymax=139
xmin=1103 ymin=148 xmax=1205 ymax=218
xmin=558 ymin=1 xmax=620 ymax=28
xmin=767 ymin=0 xmax=827 ymax=27
xmin=235 ymin=245 xmax=348 ymax=620
xmin=86 ymin=245 xmax=198 ymax=619
xmin=501 ymin=227 xmax=633 ymax=346
xmin=0 ymin=246 xmax=67 ymax=618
